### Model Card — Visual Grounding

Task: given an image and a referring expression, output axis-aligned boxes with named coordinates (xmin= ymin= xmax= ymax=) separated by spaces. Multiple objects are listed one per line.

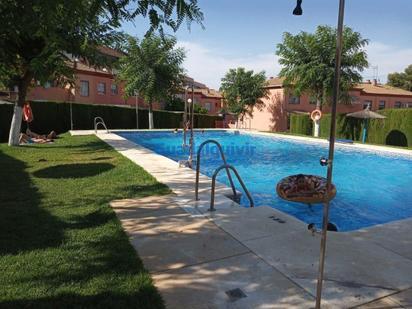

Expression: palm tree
xmin=276 ymin=25 xmax=369 ymax=137
xmin=119 ymin=35 xmax=185 ymax=129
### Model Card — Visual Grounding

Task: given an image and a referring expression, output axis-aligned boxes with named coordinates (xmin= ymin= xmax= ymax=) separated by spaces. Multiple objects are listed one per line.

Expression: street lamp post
xmin=293 ymin=1 xmax=346 ymax=308
xmin=70 ymin=88 xmax=74 ymax=130
xmin=183 ymin=86 xmax=188 ymax=146
xmin=188 ymin=85 xmax=195 ymax=166
xmin=70 ymin=58 xmax=78 ymax=131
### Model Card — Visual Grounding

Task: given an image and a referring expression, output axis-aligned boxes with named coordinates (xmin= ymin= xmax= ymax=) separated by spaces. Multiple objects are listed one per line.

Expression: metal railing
xmin=94 ymin=117 xmax=109 ymax=133
xmin=210 ymin=164 xmax=254 ymax=211
xmin=195 ymin=140 xmax=237 ymax=200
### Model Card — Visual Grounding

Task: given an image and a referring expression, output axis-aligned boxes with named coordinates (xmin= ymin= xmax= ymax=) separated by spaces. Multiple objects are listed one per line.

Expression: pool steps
xmin=194 ymin=139 xmax=254 ymax=211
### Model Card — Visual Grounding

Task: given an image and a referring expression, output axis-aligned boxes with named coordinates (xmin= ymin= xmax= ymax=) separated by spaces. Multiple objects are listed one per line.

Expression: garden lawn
xmin=0 ymin=134 xmax=170 ymax=308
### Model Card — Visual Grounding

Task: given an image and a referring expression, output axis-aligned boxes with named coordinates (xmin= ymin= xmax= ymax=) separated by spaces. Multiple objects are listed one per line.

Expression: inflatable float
xmin=276 ymin=174 xmax=336 ymax=204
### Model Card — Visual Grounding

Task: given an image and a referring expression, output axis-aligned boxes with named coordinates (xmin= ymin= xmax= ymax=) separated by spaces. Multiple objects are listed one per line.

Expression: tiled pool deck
xmin=72 ymin=129 xmax=412 ymax=308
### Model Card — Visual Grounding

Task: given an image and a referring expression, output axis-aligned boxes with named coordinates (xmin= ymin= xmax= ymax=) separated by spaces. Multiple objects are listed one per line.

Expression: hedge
xmin=0 ymin=101 xmax=222 ymax=142
xmin=290 ymin=113 xmax=313 ymax=135
xmin=290 ymin=109 xmax=412 ymax=147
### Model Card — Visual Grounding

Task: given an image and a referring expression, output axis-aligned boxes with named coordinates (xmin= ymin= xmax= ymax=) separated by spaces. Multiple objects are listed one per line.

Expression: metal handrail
xmin=210 ymin=164 xmax=254 ymax=211
xmin=94 ymin=117 xmax=109 ymax=133
xmin=195 ymin=139 xmax=237 ymax=200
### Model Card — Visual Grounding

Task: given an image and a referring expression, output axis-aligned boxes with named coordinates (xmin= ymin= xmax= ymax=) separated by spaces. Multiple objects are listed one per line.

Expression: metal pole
xmin=183 ymin=87 xmax=188 ymax=146
xmin=362 ymin=119 xmax=367 ymax=143
xmin=315 ymin=0 xmax=345 ymax=308
xmin=188 ymin=85 xmax=195 ymax=165
xmin=135 ymin=91 xmax=139 ymax=129
xmin=70 ymin=102 xmax=73 ymax=130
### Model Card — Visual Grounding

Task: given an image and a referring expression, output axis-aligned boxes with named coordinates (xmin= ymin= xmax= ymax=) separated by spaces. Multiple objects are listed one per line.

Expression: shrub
xmin=289 ymin=114 xmax=313 ymax=135
xmin=290 ymin=109 xmax=412 ymax=147
xmin=0 ymin=101 xmax=222 ymax=142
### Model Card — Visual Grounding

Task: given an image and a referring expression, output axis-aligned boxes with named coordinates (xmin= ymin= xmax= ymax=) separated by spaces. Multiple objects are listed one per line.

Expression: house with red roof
xmin=24 ymin=47 xmax=223 ymax=115
xmin=236 ymin=77 xmax=412 ymax=131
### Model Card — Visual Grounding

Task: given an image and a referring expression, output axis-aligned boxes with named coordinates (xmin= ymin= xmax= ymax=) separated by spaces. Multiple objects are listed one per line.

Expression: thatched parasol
xmin=346 ymin=107 xmax=386 ymax=143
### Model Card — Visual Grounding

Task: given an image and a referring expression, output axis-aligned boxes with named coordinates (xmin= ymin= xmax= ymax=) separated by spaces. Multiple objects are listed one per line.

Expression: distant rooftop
xmin=265 ymin=76 xmax=412 ymax=97
xmin=355 ymin=81 xmax=412 ymax=97
xmin=265 ymin=77 xmax=285 ymax=88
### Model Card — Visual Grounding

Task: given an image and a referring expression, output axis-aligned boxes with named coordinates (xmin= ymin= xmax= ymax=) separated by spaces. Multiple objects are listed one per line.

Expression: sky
xmin=122 ymin=0 xmax=412 ymax=90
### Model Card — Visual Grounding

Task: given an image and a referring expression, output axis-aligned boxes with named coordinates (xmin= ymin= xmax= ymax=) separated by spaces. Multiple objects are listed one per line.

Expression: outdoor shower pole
xmin=315 ymin=0 xmax=345 ymax=308
xmin=188 ymin=85 xmax=195 ymax=166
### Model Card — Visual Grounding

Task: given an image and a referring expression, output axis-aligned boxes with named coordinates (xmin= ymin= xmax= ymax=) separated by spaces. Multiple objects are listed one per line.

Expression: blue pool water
xmin=118 ymin=130 xmax=412 ymax=231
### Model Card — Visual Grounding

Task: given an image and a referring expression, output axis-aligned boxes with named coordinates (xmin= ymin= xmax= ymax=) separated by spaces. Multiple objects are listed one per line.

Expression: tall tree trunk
xmin=148 ymin=101 xmax=154 ymax=129
xmin=313 ymin=97 xmax=322 ymax=138
xmin=8 ymin=73 xmax=32 ymax=146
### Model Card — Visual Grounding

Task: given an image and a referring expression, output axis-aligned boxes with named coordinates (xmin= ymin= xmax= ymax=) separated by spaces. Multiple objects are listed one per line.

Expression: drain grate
xmin=225 ymin=288 xmax=247 ymax=302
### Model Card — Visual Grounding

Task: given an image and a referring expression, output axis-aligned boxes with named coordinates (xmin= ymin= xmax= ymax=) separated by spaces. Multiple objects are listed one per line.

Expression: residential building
xmin=24 ymin=47 xmax=223 ymax=115
xmin=178 ymin=76 xmax=223 ymax=114
xmin=239 ymin=77 xmax=412 ymax=131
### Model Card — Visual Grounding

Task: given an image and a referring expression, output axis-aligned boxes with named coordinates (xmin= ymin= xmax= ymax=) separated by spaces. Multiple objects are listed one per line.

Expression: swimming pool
xmin=117 ymin=130 xmax=412 ymax=232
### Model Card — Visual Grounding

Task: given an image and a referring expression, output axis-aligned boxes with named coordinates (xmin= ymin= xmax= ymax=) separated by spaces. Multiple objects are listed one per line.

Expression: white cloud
xmin=178 ymin=41 xmax=412 ymax=89
xmin=177 ymin=41 xmax=280 ymax=89
xmin=364 ymin=42 xmax=412 ymax=82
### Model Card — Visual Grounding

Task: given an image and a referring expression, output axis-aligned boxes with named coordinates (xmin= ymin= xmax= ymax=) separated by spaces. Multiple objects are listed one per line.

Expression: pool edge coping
xmin=71 ymin=128 xmax=412 ymax=157
xmin=76 ymin=130 xmax=412 ymax=308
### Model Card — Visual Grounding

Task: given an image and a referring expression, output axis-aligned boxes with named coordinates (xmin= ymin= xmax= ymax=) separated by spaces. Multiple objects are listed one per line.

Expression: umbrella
xmin=346 ymin=107 xmax=386 ymax=143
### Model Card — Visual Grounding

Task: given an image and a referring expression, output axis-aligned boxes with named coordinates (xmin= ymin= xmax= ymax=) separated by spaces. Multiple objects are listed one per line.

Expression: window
xmin=80 ymin=80 xmax=89 ymax=97
xmin=204 ymin=102 xmax=211 ymax=111
xmin=44 ymin=81 xmax=52 ymax=89
xmin=351 ymin=96 xmax=360 ymax=104
xmin=288 ymin=95 xmax=300 ymax=104
xmin=111 ymin=84 xmax=118 ymax=95
xmin=407 ymin=103 xmax=412 ymax=108
xmin=378 ymin=101 xmax=386 ymax=110
xmin=363 ymin=100 xmax=372 ymax=109
xmin=394 ymin=101 xmax=402 ymax=108
xmin=97 ymin=82 xmax=106 ymax=95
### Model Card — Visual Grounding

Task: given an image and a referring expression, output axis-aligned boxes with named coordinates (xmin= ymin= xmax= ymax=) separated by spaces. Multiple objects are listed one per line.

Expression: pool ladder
xmin=195 ymin=139 xmax=254 ymax=211
xmin=94 ymin=117 xmax=109 ymax=133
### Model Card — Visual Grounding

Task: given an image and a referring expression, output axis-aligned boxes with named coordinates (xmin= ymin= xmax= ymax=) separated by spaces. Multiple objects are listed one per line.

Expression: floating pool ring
xmin=276 ymin=174 xmax=336 ymax=204
xmin=310 ymin=109 xmax=322 ymax=122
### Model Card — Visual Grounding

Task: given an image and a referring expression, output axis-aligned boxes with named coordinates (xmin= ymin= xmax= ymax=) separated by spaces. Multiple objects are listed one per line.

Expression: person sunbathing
xmin=19 ymin=133 xmax=53 ymax=144
xmin=26 ymin=129 xmax=57 ymax=140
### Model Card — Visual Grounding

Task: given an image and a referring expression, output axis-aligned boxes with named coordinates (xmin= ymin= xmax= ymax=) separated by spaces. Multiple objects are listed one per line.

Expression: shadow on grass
xmin=33 ymin=163 xmax=114 ymax=179
xmin=0 ymin=152 xmax=64 ymax=255
xmin=91 ymin=156 xmax=114 ymax=161
xmin=0 ymin=290 xmax=164 ymax=309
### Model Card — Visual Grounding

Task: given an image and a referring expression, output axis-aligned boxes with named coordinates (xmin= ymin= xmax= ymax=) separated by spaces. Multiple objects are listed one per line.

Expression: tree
xmin=0 ymin=0 xmax=203 ymax=145
xmin=276 ymin=25 xmax=369 ymax=137
xmin=165 ymin=97 xmax=208 ymax=114
xmin=118 ymin=35 xmax=185 ymax=129
xmin=165 ymin=97 xmax=186 ymax=111
xmin=387 ymin=65 xmax=412 ymax=91
xmin=220 ymin=68 xmax=268 ymax=123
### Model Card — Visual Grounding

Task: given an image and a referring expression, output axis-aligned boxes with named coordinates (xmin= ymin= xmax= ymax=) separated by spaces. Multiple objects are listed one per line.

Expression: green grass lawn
xmin=0 ymin=134 xmax=170 ymax=308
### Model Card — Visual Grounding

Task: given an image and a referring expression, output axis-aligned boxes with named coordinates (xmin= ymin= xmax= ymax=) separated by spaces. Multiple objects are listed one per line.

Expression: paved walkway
xmin=70 ymin=130 xmax=412 ymax=308
xmin=111 ymin=195 xmax=316 ymax=309
xmin=111 ymin=195 xmax=412 ymax=309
